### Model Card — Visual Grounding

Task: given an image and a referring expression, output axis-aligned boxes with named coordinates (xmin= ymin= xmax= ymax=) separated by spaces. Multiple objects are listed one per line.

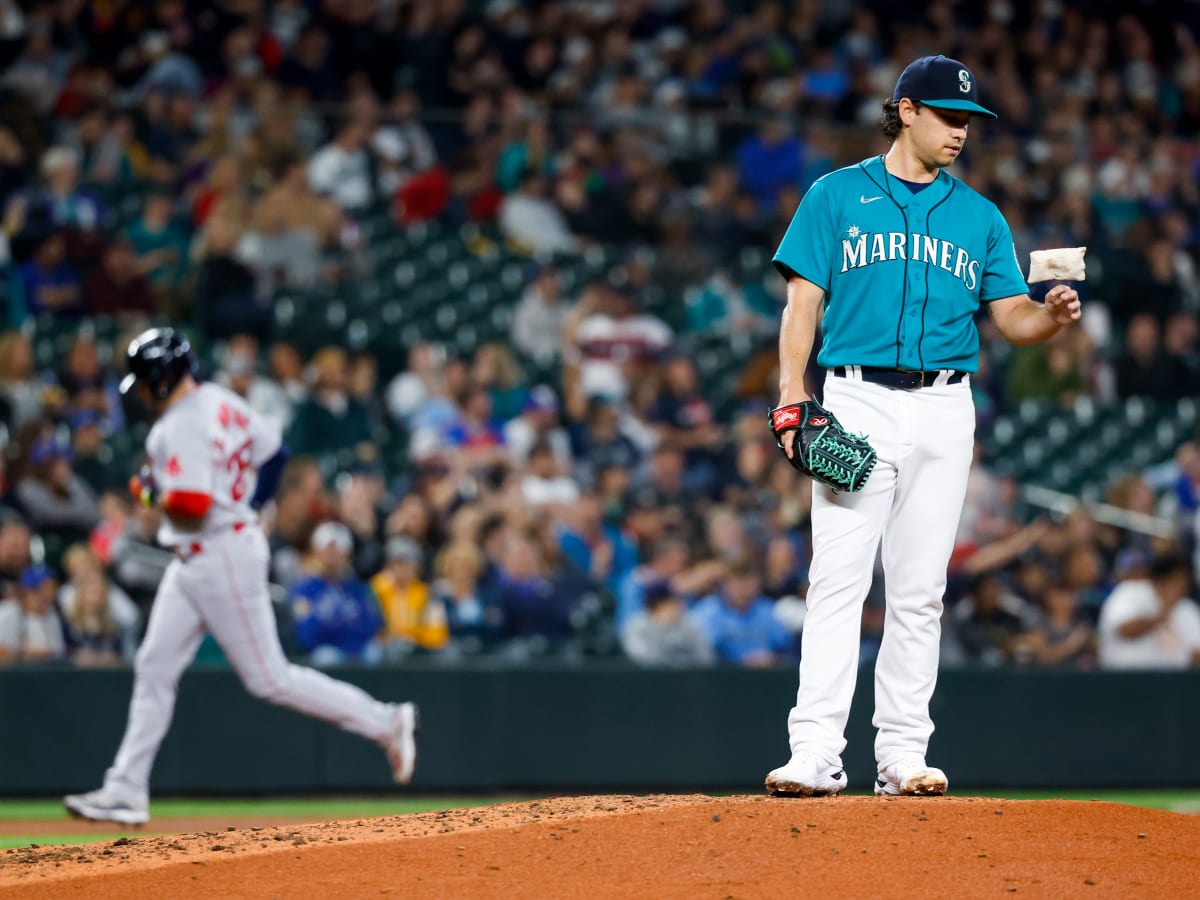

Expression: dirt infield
xmin=2 ymin=794 xmax=1198 ymax=899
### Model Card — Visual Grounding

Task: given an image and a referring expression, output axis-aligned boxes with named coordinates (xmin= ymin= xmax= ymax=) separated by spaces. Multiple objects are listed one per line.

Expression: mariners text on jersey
xmin=840 ymin=229 xmax=982 ymax=291
xmin=771 ymin=155 xmax=1028 ymax=372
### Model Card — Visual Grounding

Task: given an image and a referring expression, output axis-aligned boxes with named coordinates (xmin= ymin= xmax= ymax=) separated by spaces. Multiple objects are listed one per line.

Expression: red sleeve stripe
xmin=164 ymin=490 xmax=213 ymax=518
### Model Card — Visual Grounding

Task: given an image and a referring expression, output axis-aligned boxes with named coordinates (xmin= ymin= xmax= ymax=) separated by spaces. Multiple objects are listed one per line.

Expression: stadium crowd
xmin=1 ymin=0 xmax=1199 ymax=671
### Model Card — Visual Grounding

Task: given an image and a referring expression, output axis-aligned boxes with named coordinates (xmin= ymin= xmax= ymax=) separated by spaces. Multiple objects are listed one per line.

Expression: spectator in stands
xmin=1162 ymin=310 xmax=1200 ymax=398
xmin=288 ymin=521 xmax=383 ymax=666
xmin=1098 ymin=551 xmax=1200 ymax=669
xmin=334 ymin=463 xmax=386 ymax=578
xmin=190 ymin=154 xmax=241 ymax=228
xmin=0 ymin=564 xmax=66 ymax=663
xmin=0 ymin=332 xmax=45 ymax=428
xmin=690 ymin=559 xmax=793 ymax=667
xmin=371 ymin=535 xmax=447 ymax=655
xmin=0 ymin=126 xmax=29 ymax=212
xmin=374 ymin=88 xmax=437 ymax=188
xmin=1011 ymin=578 xmax=1096 ymax=669
xmin=1005 ymin=328 xmax=1090 ymax=406
xmin=20 ymin=232 xmax=82 ymax=318
xmin=954 ymin=572 xmax=1037 ymax=666
xmin=58 ymin=542 xmax=138 ymax=652
xmin=266 ymin=458 xmax=329 ymax=588
xmin=287 ymin=346 xmax=373 ymax=457
xmin=1115 ymin=313 xmax=1176 ymax=400
xmin=504 ymin=385 xmax=570 ymax=468
xmin=443 ymin=386 xmax=507 ymax=468
xmin=499 ymin=168 xmax=578 ymax=256
xmin=242 ymin=155 xmax=339 ymax=291
xmin=124 ymin=192 xmax=188 ymax=294
xmin=69 ymin=409 xmax=119 ymax=494
xmin=734 ymin=119 xmax=804 ymax=214
xmin=193 ymin=207 xmax=265 ymax=341
xmin=521 ymin=440 xmax=579 ymax=510
xmin=433 ymin=540 xmax=504 ymax=648
xmin=0 ymin=515 xmax=32 ymax=599
xmin=28 ymin=146 xmax=106 ymax=233
xmin=649 ymin=354 xmax=723 ymax=487
xmin=565 ymin=284 xmax=673 ymax=404
xmin=83 ymin=238 xmax=157 ymax=318
xmin=15 ymin=436 xmax=100 ymax=541
xmin=762 ymin=534 xmax=806 ymax=602
xmin=569 ymin=395 xmax=643 ymax=486
xmin=56 ymin=335 xmax=112 ymax=415
xmin=472 ymin=342 xmax=527 ymax=423
xmin=269 ymin=342 xmax=309 ymax=407
xmin=621 ymin=581 xmax=715 ymax=667
xmin=307 ymin=117 xmax=376 ymax=213
xmin=556 ymin=491 xmax=636 ymax=593
xmin=645 ymin=446 xmax=700 ymax=530
xmin=386 ymin=342 xmax=448 ymax=428
xmin=491 ymin=533 xmax=573 ymax=642
xmin=512 ymin=263 xmax=568 ymax=368
xmin=278 ymin=25 xmax=341 ymax=102
xmin=62 ymin=571 xmax=130 ymax=667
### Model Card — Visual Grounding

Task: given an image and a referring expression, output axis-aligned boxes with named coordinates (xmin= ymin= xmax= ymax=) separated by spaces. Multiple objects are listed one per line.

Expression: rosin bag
xmin=1028 ymin=247 xmax=1087 ymax=282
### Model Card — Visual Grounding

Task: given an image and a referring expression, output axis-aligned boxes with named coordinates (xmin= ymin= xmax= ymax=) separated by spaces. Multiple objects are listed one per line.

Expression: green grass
xmin=1 ymin=834 xmax=128 ymax=849
xmin=966 ymin=788 xmax=1200 ymax=813
xmin=0 ymin=795 xmax=526 ymax=822
xmin=0 ymin=796 xmax=529 ymax=851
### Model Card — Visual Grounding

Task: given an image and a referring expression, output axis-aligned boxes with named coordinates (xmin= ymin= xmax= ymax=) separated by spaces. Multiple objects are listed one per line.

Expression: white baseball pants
xmin=103 ymin=524 xmax=395 ymax=802
xmin=786 ymin=372 xmax=974 ymax=770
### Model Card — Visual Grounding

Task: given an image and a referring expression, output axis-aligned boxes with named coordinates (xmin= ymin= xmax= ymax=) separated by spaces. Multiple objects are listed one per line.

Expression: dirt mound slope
xmin=2 ymin=794 xmax=1197 ymax=899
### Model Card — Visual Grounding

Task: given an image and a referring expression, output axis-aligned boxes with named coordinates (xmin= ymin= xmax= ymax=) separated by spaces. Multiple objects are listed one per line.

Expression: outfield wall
xmin=3 ymin=665 xmax=1197 ymax=794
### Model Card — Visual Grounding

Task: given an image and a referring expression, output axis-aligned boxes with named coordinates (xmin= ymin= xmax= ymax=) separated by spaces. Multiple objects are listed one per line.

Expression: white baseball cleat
xmin=874 ymin=757 xmax=949 ymax=796
xmin=765 ymin=751 xmax=847 ymax=797
xmin=385 ymin=702 xmax=420 ymax=785
xmin=63 ymin=788 xmax=150 ymax=825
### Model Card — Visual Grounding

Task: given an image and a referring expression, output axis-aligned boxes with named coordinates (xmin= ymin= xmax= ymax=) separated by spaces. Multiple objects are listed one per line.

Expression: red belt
xmin=174 ymin=522 xmax=247 ymax=561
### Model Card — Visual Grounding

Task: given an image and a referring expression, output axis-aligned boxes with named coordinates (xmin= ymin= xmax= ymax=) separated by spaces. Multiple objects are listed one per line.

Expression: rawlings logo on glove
xmin=768 ymin=400 xmax=877 ymax=493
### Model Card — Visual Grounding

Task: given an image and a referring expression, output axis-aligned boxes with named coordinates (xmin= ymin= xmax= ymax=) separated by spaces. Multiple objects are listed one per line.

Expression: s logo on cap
xmin=958 ymin=68 xmax=971 ymax=93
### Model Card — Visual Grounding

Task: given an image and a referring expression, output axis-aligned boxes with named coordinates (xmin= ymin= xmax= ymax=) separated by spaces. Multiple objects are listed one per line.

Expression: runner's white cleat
xmin=63 ymin=788 xmax=150 ymax=825
xmin=386 ymin=702 xmax=420 ymax=785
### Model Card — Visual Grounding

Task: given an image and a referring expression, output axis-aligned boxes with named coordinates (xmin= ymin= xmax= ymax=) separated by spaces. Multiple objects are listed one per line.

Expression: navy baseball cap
xmin=893 ymin=55 xmax=997 ymax=119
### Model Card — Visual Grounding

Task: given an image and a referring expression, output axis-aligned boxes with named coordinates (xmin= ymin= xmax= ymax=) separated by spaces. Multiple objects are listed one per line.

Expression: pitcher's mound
xmin=2 ymin=794 xmax=1198 ymax=899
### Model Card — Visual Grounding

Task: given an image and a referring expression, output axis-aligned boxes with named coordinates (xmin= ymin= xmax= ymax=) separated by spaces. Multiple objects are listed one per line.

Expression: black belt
xmin=832 ymin=366 xmax=967 ymax=390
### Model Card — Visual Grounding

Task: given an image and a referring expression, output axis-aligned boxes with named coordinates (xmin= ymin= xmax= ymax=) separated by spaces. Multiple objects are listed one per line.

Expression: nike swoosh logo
xmin=860 ymin=195 xmax=883 ymax=204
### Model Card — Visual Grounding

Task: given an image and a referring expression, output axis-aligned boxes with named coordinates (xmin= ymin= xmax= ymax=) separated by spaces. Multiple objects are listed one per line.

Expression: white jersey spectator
xmin=503 ymin=385 xmax=572 ymax=467
xmin=499 ymin=170 xmax=578 ymax=256
xmin=1099 ymin=554 xmax=1200 ymax=669
xmin=307 ymin=120 xmax=375 ymax=212
xmin=512 ymin=263 xmax=569 ymax=366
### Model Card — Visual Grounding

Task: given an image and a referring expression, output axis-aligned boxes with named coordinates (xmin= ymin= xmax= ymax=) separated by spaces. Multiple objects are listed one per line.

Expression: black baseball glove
xmin=768 ymin=400 xmax=877 ymax=493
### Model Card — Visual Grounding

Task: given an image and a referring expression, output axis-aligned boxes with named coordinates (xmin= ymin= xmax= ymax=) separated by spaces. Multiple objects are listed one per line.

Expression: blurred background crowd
xmin=1 ymin=0 xmax=1199 ymax=672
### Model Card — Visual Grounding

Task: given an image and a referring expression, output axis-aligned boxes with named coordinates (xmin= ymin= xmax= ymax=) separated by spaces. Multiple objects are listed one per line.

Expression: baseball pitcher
xmin=765 ymin=56 xmax=1081 ymax=797
xmin=65 ymin=328 xmax=418 ymax=825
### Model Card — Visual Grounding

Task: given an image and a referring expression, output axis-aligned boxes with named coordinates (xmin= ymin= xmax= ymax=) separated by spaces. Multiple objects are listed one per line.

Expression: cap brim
xmin=119 ymin=373 xmax=138 ymax=395
xmin=922 ymin=99 xmax=998 ymax=119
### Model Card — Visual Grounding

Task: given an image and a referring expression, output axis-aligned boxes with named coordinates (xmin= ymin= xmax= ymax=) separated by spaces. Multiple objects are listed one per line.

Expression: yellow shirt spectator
xmin=372 ymin=537 xmax=448 ymax=650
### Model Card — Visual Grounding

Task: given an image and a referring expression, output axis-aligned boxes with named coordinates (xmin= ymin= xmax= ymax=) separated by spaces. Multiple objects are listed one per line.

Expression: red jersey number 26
xmin=225 ymin=439 xmax=253 ymax=502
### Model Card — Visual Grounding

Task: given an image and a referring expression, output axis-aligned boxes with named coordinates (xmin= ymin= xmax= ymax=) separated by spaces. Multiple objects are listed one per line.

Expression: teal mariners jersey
xmin=773 ymin=155 xmax=1028 ymax=372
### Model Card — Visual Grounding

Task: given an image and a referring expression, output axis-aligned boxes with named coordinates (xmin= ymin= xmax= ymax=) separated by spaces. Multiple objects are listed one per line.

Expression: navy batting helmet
xmin=120 ymin=327 xmax=197 ymax=399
